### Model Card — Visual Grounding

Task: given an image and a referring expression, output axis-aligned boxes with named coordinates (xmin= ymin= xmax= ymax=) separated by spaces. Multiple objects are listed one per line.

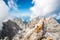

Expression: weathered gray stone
xmin=0 ymin=17 xmax=60 ymax=40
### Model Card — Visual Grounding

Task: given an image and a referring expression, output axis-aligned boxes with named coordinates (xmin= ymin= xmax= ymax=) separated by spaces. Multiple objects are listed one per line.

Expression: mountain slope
xmin=0 ymin=17 xmax=60 ymax=40
xmin=24 ymin=17 xmax=60 ymax=40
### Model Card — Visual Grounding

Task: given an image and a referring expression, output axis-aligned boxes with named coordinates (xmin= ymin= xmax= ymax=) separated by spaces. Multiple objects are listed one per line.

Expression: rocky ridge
xmin=0 ymin=17 xmax=60 ymax=40
xmin=24 ymin=17 xmax=60 ymax=40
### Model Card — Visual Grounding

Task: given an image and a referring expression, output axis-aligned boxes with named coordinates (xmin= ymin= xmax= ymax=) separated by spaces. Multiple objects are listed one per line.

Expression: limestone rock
xmin=24 ymin=17 xmax=60 ymax=40
xmin=0 ymin=17 xmax=60 ymax=40
xmin=24 ymin=18 xmax=45 ymax=40
xmin=13 ymin=17 xmax=25 ymax=29
xmin=44 ymin=17 xmax=60 ymax=40
xmin=0 ymin=20 xmax=20 ymax=40
xmin=26 ymin=17 xmax=40 ymax=29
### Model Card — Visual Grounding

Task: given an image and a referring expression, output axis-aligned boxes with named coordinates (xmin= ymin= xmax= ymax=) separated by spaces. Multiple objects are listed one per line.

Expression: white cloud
xmin=10 ymin=12 xmax=31 ymax=18
xmin=5 ymin=12 xmax=31 ymax=21
xmin=53 ymin=13 xmax=60 ymax=19
xmin=8 ymin=0 xmax=18 ymax=11
xmin=0 ymin=0 xmax=9 ymax=30
xmin=30 ymin=0 xmax=60 ymax=19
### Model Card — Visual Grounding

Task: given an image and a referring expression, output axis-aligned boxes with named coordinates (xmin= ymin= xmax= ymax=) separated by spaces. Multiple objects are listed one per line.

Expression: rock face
xmin=26 ymin=17 xmax=40 ymax=28
xmin=24 ymin=17 xmax=60 ymax=40
xmin=0 ymin=17 xmax=60 ymax=40
xmin=0 ymin=20 xmax=20 ymax=40
xmin=13 ymin=18 xmax=25 ymax=29
xmin=44 ymin=17 xmax=60 ymax=40
xmin=25 ymin=17 xmax=40 ymax=33
xmin=0 ymin=18 xmax=26 ymax=40
xmin=12 ymin=18 xmax=26 ymax=40
xmin=24 ymin=18 xmax=45 ymax=40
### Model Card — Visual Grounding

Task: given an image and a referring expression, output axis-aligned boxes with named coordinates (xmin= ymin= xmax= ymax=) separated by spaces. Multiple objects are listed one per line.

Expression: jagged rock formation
xmin=0 ymin=17 xmax=60 ymax=40
xmin=44 ymin=17 xmax=60 ymax=40
xmin=0 ymin=18 xmax=26 ymax=40
xmin=0 ymin=20 xmax=20 ymax=40
xmin=26 ymin=17 xmax=40 ymax=28
xmin=13 ymin=17 xmax=25 ymax=29
xmin=12 ymin=18 xmax=26 ymax=40
xmin=24 ymin=18 xmax=45 ymax=40
xmin=25 ymin=17 xmax=40 ymax=33
xmin=24 ymin=17 xmax=60 ymax=40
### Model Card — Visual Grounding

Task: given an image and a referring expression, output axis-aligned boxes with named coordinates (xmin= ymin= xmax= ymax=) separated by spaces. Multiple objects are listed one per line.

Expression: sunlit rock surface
xmin=13 ymin=18 xmax=25 ymax=29
xmin=25 ymin=17 xmax=40 ymax=32
xmin=24 ymin=18 xmax=45 ymax=40
xmin=44 ymin=17 xmax=60 ymax=40
xmin=26 ymin=17 xmax=40 ymax=28
xmin=11 ymin=18 xmax=26 ymax=40
xmin=24 ymin=17 xmax=60 ymax=40
xmin=0 ymin=17 xmax=60 ymax=40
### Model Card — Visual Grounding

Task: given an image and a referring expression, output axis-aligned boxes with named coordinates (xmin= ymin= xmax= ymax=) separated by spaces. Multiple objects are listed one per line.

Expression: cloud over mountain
xmin=0 ymin=0 xmax=9 ymax=30
xmin=30 ymin=0 xmax=60 ymax=19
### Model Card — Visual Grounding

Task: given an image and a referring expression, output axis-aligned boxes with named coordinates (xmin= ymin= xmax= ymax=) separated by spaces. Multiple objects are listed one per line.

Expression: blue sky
xmin=4 ymin=0 xmax=34 ymax=9
xmin=3 ymin=0 xmax=34 ymax=22
xmin=3 ymin=0 xmax=60 ymax=22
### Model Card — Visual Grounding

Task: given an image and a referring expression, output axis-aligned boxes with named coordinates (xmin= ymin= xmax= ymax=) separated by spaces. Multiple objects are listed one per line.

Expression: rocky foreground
xmin=0 ymin=17 xmax=60 ymax=40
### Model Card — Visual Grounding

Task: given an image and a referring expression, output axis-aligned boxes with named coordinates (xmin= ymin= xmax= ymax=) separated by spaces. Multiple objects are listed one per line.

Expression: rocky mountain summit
xmin=0 ymin=17 xmax=60 ymax=40
xmin=24 ymin=17 xmax=60 ymax=40
xmin=26 ymin=17 xmax=40 ymax=28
